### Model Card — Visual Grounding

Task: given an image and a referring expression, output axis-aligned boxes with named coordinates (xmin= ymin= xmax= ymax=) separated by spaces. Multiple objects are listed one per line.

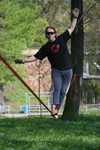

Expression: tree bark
xmin=62 ymin=0 xmax=84 ymax=121
xmin=0 ymin=83 xmax=5 ymax=113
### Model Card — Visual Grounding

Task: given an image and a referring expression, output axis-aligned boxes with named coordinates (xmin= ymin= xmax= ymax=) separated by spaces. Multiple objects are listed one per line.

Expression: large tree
xmin=62 ymin=0 xmax=84 ymax=120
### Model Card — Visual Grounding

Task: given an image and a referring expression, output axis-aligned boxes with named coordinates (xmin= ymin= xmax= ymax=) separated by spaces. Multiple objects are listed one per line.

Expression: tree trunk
xmin=62 ymin=0 xmax=84 ymax=121
xmin=0 ymin=83 xmax=5 ymax=113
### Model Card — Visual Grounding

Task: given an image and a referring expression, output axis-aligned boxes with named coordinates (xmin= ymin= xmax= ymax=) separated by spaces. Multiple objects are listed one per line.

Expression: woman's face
xmin=46 ymin=28 xmax=56 ymax=41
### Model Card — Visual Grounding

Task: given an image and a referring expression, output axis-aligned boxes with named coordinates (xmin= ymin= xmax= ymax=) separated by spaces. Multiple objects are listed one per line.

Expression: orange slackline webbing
xmin=0 ymin=54 xmax=53 ymax=116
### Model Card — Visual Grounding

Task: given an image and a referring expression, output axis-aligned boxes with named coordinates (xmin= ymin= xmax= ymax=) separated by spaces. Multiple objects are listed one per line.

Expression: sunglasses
xmin=46 ymin=32 xmax=55 ymax=35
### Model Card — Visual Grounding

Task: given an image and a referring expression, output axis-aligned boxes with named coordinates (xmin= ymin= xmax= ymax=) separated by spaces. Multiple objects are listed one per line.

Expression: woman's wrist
xmin=22 ymin=60 xmax=25 ymax=63
xmin=73 ymin=16 xmax=78 ymax=19
xmin=72 ymin=8 xmax=79 ymax=19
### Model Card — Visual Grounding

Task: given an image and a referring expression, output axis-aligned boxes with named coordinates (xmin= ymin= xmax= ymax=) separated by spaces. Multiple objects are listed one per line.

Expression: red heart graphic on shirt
xmin=50 ymin=44 xmax=60 ymax=53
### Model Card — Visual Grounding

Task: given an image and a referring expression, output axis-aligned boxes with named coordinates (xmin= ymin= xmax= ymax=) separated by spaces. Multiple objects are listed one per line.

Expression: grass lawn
xmin=0 ymin=112 xmax=100 ymax=150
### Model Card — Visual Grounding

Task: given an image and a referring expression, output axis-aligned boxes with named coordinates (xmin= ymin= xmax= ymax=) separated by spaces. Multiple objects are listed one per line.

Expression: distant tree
xmin=0 ymin=0 xmax=48 ymax=59
xmin=0 ymin=10 xmax=6 ymax=108
xmin=0 ymin=0 xmax=48 ymax=84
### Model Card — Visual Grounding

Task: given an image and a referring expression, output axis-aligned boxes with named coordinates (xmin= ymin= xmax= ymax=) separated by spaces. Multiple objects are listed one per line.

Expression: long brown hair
xmin=45 ymin=26 xmax=57 ymax=38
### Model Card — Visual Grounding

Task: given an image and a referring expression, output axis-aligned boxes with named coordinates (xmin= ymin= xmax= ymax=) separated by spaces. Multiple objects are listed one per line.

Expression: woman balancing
xmin=15 ymin=8 xmax=80 ymax=119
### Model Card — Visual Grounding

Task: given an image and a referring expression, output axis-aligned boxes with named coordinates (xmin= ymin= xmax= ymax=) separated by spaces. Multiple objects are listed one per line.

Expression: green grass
xmin=0 ymin=112 xmax=100 ymax=150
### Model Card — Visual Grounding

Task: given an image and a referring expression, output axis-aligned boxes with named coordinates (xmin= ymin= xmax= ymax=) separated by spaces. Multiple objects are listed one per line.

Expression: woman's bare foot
xmin=52 ymin=113 xmax=59 ymax=119
xmin=51 ymin=104 xmax=60 ymax=119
